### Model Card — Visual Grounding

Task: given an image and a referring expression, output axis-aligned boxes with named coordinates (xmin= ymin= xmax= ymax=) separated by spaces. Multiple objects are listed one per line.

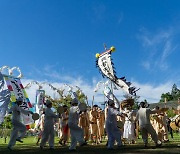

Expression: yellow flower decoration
xmin=95 ymin=53 xmax=100 ymax=58
xmin=110 ymin=46 xmax=115 ymax=52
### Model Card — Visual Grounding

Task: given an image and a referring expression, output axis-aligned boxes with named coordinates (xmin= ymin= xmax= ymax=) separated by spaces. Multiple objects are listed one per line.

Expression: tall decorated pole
xmin=95 ymin=45 xmax=138 ymax=96
xmin=95 ymin=45 xmax=139 ymax=109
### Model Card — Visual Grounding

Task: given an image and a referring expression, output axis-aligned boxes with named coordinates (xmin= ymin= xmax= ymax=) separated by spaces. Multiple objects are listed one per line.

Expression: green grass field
xmin=0 ymin=133 xmax=180 ymax=154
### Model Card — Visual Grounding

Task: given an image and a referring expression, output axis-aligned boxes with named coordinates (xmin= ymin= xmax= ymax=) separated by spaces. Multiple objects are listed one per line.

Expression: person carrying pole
xmin=8 ymin=97 xmax=33 ymax=150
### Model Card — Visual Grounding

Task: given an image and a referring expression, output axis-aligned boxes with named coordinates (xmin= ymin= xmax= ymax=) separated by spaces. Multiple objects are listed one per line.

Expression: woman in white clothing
xmin=123 ymin=107 xmax=136 ymax=144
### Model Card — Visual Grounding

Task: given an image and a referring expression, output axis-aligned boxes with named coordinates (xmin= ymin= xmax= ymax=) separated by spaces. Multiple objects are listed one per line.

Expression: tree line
xmin=160 ymin=84 xmax=180 ymax=102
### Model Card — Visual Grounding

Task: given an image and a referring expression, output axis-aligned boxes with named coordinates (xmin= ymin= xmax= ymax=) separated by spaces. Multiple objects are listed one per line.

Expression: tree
xmin=166 ymin=109 xmax=176 ymax=118
xmin=171 ymin=84 xmax=180 ymax=100
xmin=0 ymin=115 xmax=12 ymax=129
xmin=160 ymin=92 xmax=173 ymax=102
xmin=132 ymin=95 xmax=140 ymax=110
xmin=159 ymin=84 xmax=180 ymax=102
xmin=45 ymin=89 xmax=88 ymax=110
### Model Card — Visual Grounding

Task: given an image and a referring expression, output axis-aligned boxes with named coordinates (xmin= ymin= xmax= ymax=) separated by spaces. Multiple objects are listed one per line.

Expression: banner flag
xmin=35 ymin=90 xmax=45 ymax=114
xmin=96 ymin=47 xmax=138 ymax=95
xmin=4 ymin=75 xmax=34 ymax=125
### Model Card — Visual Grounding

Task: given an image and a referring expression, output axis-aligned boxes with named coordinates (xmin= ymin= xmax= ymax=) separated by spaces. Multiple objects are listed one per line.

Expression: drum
xmin=57 ymin=106 xmax=64 ymax=114
xmin=32 ymin=113 xmax=40 ymax=121
xmin=78 ymin=103 xmax=87 ymax=112
xmin=175 ymin=115 xmax=180 ymax=127
xmin=170 ymin=122 xmax=178 ymax=131
xmin=117 ymin=121 xmax=124 ymax=129
xmin=170 ymin=115 xmax=180 ymax=130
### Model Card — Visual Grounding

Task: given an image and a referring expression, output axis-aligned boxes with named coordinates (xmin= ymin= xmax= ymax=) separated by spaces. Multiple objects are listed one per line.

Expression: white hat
xmin=46 ymin=100 xmax=52 ymax=106
xmin=71 ymin=98 xmax=78 ymax=105
xmin=17 ymin=97 xmax=23 ymax=102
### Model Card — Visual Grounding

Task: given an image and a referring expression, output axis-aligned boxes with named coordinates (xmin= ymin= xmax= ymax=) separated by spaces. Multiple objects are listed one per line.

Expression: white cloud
xmin=18 ymin=66 xmax=178 ymax=105
xmin=20 ymin=75 xmax=175 ymax=106
xmin=138 ymin=27 xmax=177 ymax=71
xmin=133 ymin=81 xmax=173 ymax=103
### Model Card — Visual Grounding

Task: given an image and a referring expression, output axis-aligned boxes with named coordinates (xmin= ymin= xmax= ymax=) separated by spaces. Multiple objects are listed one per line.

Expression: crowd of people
xmin=6 ymin=97 xmax=177 ymax=151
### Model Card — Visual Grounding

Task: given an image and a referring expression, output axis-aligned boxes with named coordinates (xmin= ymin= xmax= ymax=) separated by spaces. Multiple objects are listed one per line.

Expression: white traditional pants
xmin=8 ymin=120 xmax=26 ymax=148
xmin=40 ymin=124 xmax=54 ymax=148
xmin=68 ymin=122 xmax=84 ymax=150
xmin=106 ymin=122 xmax=122 ymax=149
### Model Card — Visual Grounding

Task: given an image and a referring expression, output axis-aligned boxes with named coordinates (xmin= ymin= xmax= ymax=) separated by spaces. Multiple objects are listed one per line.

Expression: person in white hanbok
xmin=106 ymin=99 xmax=124 ymax=149
xmin=68 ymin=98 xmax=87 ymax=151
xmin=123 ymin=107 xmax=136 ymax=144
xmin=135 ymin=102 xmax=162 ymax=148
xmin=40 ymin=100 xmax=59 ymax=150
xmin=8 ymin=98 xmax=33 ymax=150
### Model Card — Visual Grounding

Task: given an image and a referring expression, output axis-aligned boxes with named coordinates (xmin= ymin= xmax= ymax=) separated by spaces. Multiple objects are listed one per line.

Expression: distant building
xmin=149 ymin=101 xmax=180 ymax=113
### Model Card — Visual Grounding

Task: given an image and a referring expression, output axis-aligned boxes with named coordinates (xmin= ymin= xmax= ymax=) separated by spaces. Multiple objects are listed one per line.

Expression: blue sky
xmin=0 ymin=0 xmax=180 ymax=103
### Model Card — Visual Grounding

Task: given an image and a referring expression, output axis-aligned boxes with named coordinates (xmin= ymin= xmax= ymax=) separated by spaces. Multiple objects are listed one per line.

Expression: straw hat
xmin=121 ymin=98 xmax=134 ymax=109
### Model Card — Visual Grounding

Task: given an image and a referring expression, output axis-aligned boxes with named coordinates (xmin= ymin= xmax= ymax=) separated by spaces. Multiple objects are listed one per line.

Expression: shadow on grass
xmin=0 ymin=143 xmax=180 ymax=154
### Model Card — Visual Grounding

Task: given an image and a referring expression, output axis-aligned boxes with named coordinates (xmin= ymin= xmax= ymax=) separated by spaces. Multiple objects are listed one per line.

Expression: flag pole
xmin=92 ymin=95 xmax=94 ymax=108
